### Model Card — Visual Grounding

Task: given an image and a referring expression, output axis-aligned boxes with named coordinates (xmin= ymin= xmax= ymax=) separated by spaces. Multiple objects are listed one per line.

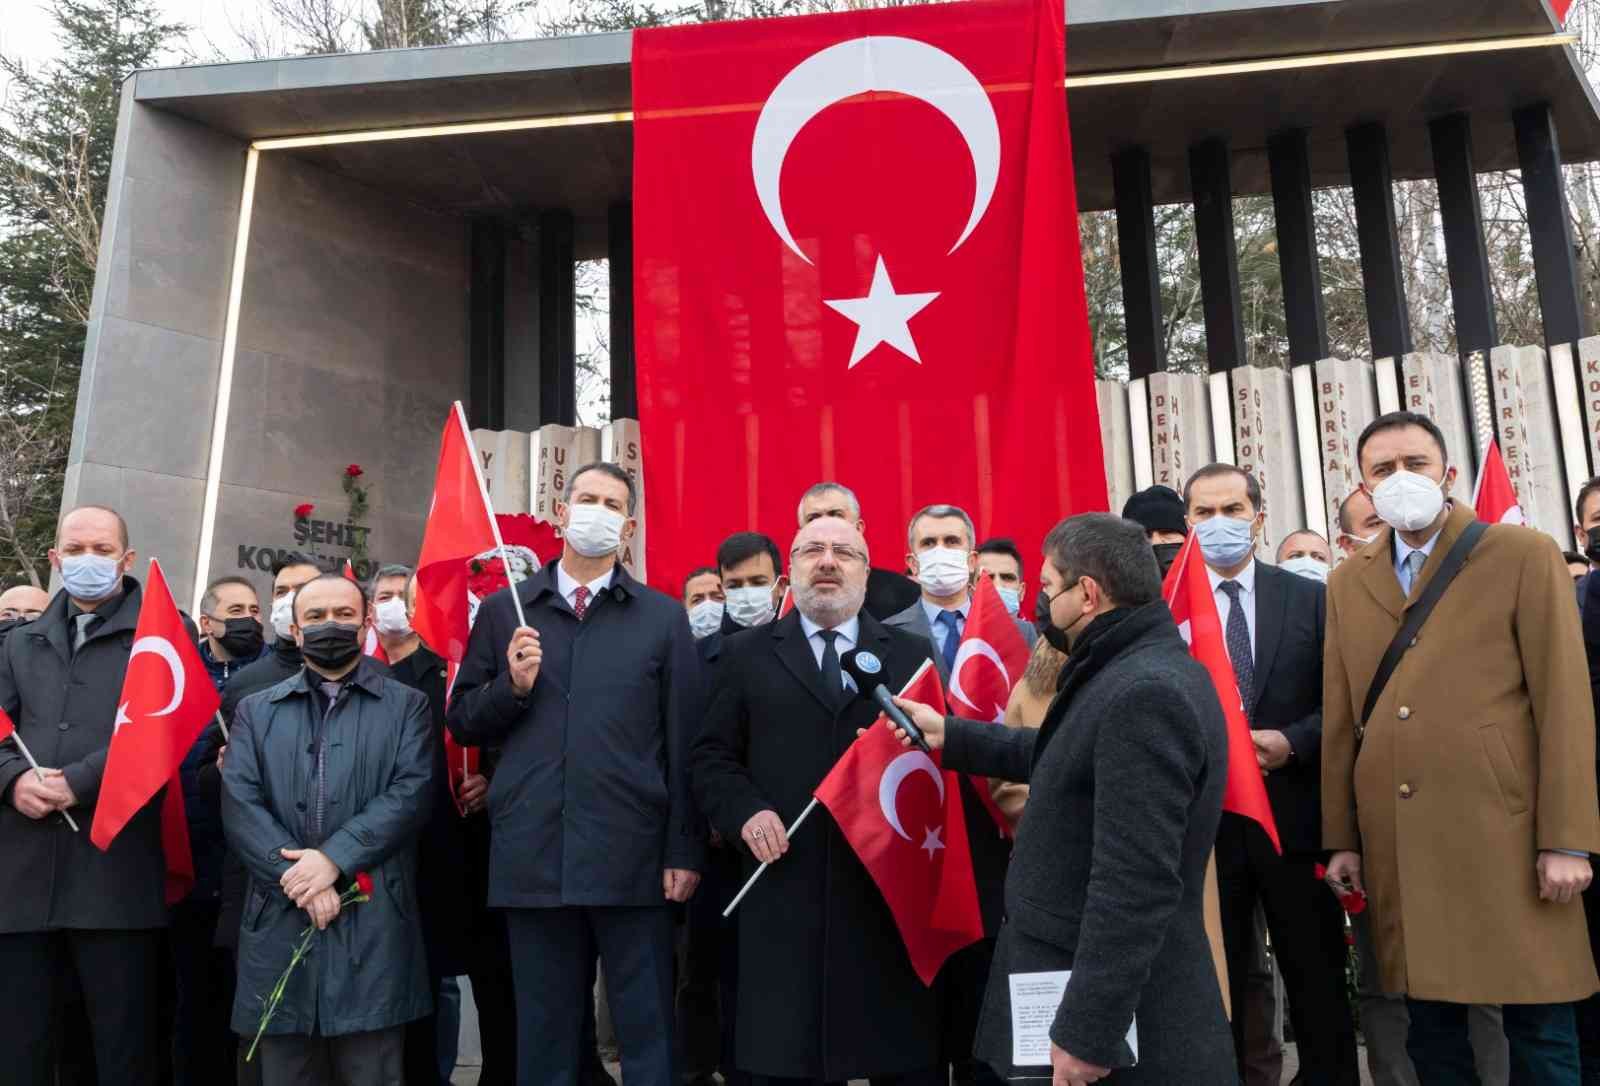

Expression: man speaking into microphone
xmin=692 ymin=516 xmax=943 ymax=1086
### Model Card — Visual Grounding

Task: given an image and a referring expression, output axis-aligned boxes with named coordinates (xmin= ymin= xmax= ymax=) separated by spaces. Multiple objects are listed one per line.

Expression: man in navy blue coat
xmin=448 ymin=461 xmax=706 ymax=1086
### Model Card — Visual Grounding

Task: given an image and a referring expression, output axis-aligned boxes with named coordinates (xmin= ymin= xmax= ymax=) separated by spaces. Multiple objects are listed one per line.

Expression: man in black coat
xmin=0 ymin=505 xmax=165 ymax=1086
xmin=448 ymin=462 xmax=705 ymax=1086
xmin=198 ymin=553 xmax=323 ymax=1086
xmin=1184 ymin=464 xmax=1359 ymax=1085
xmin=891 ymin=512 xmax=1235 ymax=1084
xmin=691 ymin=515 xmax=943 ymax=1086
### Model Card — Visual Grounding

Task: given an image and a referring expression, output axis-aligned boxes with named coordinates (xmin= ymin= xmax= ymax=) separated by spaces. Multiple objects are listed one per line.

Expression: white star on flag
xmin=921 ymin=825 xmax=945 ymax=859
xmin=824 ymin=256 xmax=940 ymax=368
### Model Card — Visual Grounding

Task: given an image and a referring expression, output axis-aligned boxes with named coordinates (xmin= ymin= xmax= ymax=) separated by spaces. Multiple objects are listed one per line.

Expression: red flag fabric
xmin=813 ymin=661 xmax=984 ymax=984
xmin=413 ymin=403 xmax=503 ymax=664
xmin=632 ymin=0 xmax=1105 ymax=590
xmin=1161 ymin=535 xmax=1281 ymax=853
xmin=948 ymin=573 xmax=1030 ymax=837
xmin=1473 ymin=440 xmax=1526 ymax=526
xmin=0 ymin=705 xmax=13 ymax=744
xmin=91 ymin=559 xmax=221 ymax=902
xmin=1555 ymin=0 xmax=1574 ymax=23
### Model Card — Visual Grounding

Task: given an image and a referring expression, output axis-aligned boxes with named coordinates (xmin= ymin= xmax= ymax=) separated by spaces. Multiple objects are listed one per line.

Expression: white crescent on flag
xmin=878 ymin=749 xmax=944 ymax=842
xmin=948 ymin=637 xmax=1010 ymax=722
xmin=114 ymin=635 xmax=186 ymax=732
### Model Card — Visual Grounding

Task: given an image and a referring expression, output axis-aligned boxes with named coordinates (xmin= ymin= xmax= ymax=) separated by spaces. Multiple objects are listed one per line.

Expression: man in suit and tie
xmin=1183 ymin=463 xmax=1361 ymax=1086
xmin=882 ymin=504 xmax=1034 ymax=1086
xmin=690 ymin=515 xmax=942 ymax=1086
xmin=448 ymin=461 xmax=705 ymax=1086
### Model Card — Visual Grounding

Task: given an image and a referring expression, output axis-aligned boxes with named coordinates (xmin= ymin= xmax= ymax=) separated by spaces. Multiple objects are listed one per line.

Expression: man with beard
xmin=691 ymin=516 xmax=942 ymax=1086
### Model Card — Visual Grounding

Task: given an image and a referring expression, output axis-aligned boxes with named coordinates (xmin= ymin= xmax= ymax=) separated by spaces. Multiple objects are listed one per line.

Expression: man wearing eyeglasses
xmin=691 ymin=516 xmax=943 ymax=1086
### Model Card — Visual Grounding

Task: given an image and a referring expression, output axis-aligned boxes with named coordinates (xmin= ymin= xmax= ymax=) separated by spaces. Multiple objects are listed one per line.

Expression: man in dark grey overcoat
xmin=892 ymin=512 xmax=1236 ymax=1085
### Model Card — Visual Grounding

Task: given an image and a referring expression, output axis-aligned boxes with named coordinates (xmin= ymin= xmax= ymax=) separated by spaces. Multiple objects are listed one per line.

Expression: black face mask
xmin=299 ymin=622 xmax=362 ymax=671
xmin=1152 ymin=542 xmax=1183 ymax=577
xmin=1586 ymin=526 xmax=1600 ymax=566
xmin=212 ymin=616 xmax=264 ymax=660
xmin=1033 ymin=588 xmax=1074 ymax=655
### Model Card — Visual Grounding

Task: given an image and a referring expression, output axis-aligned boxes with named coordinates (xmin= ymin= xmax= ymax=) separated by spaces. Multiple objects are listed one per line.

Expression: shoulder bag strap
xmin=1360 ymin=520 xmax=1488 ymax=727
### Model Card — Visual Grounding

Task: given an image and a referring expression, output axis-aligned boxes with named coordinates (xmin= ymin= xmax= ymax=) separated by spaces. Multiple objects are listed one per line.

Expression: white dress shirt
xmin=797 ymin=613 xmax=860 ymax=670
xmin=1206 ymin=558 xmax=1258 ymax=664
xmin=556 ymin=563 xmax=615 ymax=610
xmin=920 ymin=597 xmax=969 ymax=659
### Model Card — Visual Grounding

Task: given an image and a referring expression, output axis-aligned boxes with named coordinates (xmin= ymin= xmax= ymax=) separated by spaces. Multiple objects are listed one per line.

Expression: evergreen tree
xmin=0 ymin=0 xmax=185 ymax=585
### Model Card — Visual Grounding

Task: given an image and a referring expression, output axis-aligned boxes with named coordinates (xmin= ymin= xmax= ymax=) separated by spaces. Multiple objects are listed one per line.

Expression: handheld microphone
xmin=841 ymin=648 xmax=932 ymax=754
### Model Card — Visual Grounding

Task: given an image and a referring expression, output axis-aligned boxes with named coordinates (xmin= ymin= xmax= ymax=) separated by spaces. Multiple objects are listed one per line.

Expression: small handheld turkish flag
xmin=814 ymin=660 xmax=984 ymax=984
xmin=0 ymin=705 xmax=13 ymax=745
xmin=1162 ymin=535 xmax=1280 ymax=853
xmin=414 ymin=403 xmax=508 ymax=664
xmin=947 ymin=573 xmax=1030 ymax=836
xmin=91 ymin=559 xmax=221 ymax=900
xmin=1473 ymin=440 xmax=1526 ymax=526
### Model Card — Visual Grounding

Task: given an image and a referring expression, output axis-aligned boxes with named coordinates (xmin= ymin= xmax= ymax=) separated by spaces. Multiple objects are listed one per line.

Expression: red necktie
xmin=573 ymin=585 xmax=590 ymax=621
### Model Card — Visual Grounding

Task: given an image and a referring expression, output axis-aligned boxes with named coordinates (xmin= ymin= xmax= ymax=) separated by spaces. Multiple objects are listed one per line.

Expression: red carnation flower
xmin=294 ymin=503 xmax=314 ymax=519
xmin=1313 ymin=863 xmax=1327 ymax=881
xmin=1340 ymin=890 xmax=1368 ymax=916
xmin=1345 ymin=930 xmax=1356 ymax=946
xmin=345 ymin=464 xmax=363 ymax=478
xmin=355 ymin=871 xmax=374 ymax=897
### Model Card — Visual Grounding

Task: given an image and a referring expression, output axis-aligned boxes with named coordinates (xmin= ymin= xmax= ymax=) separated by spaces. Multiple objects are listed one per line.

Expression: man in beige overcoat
xmin=1324 ymin=410 xmax=1600 ymax=1082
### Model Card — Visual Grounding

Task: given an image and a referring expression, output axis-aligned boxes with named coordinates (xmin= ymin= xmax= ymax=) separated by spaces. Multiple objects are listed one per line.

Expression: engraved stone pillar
xmin=1494 ymin=344 xmax=1572 ymax=543
xmin=1096 ymin=380 xmax=1135 ymax=514
xmin=1314 ymin=358 xmax=1380 ymax=539
xmin=533 ymin=425 xmax=588 ymax=521
xmin=607 ymin=418 xmax=648 ymax=583
xmin=1398 ymin=352 xmax=1477 ymax=502
xmin=1578 ymin=337 xmax=1600 ymax=484
xmin=471 ymin=429 xmax=532 ymax=515
xmin=1146 ymin=371 xmax=1215 ymax=493
xmin=1230 ymin=366 xmax=1305 ymax=556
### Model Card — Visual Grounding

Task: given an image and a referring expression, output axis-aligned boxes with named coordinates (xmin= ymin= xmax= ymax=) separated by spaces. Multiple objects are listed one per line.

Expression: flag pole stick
xmin=6 ymin=733 xmax=80 ymax=832
xmin=721 ymin=797 xmax=818 ymax=919
xmin=455 ymin=402 xmax=528 ymax=629
xmin=214 ymin=709 xmax=229 ymax=744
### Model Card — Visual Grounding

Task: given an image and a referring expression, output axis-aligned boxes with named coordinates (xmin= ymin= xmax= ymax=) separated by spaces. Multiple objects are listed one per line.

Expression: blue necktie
xmin=1219 ymin=581 xmax=1254 ymax=718
xmin=1399 ymin=550 xmax=1426 ymax=597
xmin=935 ymin=610 xmax=962 ymax=675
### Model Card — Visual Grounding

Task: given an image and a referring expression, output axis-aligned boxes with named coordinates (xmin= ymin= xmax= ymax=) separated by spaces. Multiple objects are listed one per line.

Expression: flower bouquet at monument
xmin=245 ymin=872 xmax=374 ymax=1061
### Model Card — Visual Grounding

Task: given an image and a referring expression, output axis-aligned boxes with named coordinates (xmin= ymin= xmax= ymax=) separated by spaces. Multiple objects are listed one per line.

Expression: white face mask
xmin=688 ymin=599 xmax=724 ymax=639
xmin=996 ymin=585 xmax=1021 ymax=615
xmin=374 ymin=596 xmax=412 ymax=637
xmin=1280 ymin=556 xmax=1330 ymax=583
xmin=915 ymin=546 xmax=971 ymax=597
xmin=565 ymin=503 xmax=626 ymax=558
xmin=1343 ymin=532 xmax=1377 ymax=551
xmin=1370 ymin=470 xmax=1446 ymax=533
xmin=270 ymin=593 xmax=295 ymax=640
xmin=725 ymin=585 xmax=776 ymax=628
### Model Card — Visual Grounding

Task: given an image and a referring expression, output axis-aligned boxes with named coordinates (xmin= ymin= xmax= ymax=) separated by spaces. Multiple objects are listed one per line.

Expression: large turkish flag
xmin=632 ymin=0 xmax=1105 ymax=588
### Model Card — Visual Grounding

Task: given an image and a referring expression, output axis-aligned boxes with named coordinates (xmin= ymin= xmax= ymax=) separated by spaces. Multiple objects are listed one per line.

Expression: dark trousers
xmin=0 ymin=928 xmax=163 ymax=1086
xmin=171 ymin=897 xmax=236 ymax=1086
xmin=677 ymin=846 xmax=745 ymax=1085
xmin=257 ymin=1026 xmax=404 ymax=1086
xmin=466 ymin=909 xmax=517 ymax=1086
xmin=1216 ymin=816 xmax=1360 ymax=1086
xmin=1578 ymin=879 xmax=1600 ymax=1084
xmin=507 ymin=906 xmax=676 ymax=1086
xmin=403 ymin=979 xmax=446 ymax=1086
xmin=938 ymin=938 xmax=1003 ymax=1086
xmin=1409 ymin=1000 xmax=1579 ymax=1085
